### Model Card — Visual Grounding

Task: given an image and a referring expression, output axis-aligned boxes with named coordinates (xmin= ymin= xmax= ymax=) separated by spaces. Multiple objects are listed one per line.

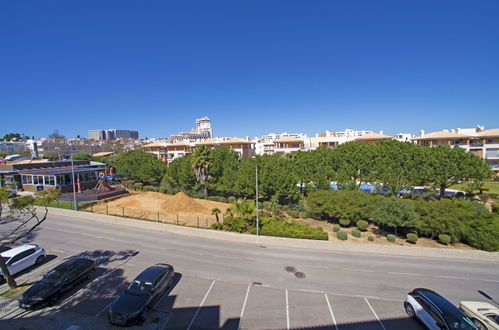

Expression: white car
xmin=0 ymin=245 xmax=46 ymax=282
xmin=460 ymin=301 xmax=499 ymax=330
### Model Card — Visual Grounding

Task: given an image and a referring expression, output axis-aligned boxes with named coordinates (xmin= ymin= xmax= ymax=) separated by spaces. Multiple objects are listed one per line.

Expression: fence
xmin=80 ymin=203 xmax=220 ymax=229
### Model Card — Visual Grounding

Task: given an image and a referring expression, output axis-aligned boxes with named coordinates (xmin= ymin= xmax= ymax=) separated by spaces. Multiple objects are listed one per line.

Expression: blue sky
xmin=1 ymin=1 xmax=498 ymax=139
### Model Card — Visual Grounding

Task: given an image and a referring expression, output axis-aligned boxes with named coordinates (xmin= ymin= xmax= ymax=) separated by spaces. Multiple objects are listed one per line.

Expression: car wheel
xmin=36 ymin=255 xmax=45 ymax=265
xmin=404 ymin=302 xmax=416 ymax=319
xmin=472 ymin=318 xmax=487 ymax=330
xmin=0 ymin=275 xmax=4 ymax=283
xmin=50 ymin=293 xmax=61 ymax=306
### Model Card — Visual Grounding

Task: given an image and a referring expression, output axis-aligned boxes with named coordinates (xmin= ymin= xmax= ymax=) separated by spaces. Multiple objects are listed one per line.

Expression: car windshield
xmin=41 ymin=269 xmax=64 ymax=284
xmin=445 ymin=315 xmax=477 ymax=330
xmin=126 ymin=280 xmax=152 ymax=296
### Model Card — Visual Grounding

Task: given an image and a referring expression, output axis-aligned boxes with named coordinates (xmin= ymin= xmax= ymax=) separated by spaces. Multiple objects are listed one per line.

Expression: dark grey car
xmin=108 ymin=263 xmax=174 ymax=326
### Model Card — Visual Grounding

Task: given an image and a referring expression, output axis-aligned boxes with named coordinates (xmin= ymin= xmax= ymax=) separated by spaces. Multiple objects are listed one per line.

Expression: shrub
xmin=221 ymin=217 xmax=247 ymax=233
xmin=158 ymin=187 xmax=168 ymax=194
xmin=317 ymin=226 xmax=323 ymax=232
xmin=339 ymin=219 xmax=351 ymax=227
xmin=133 ymin=182 xmax=143 ymax=191
xmin=352 ymin=229 xmax=361 ymax=238
xmin=228 ymin=196 xmax=236 ymax=203
xmin=143 ymin=185 xmax=159 ymax=192
xmin=368 ymin=236 xmax=375 ymax=242
xmin=210 ymin=223 xmax=224 ymax=230
xmin=387 ymin=234 xmax=396 ymax=242
xmin=259 ymin=217 xmax=328 ymax=240
xmin=438 ymin=234 xmax=451 ymax=245
xmin=356 ymin=220 xmax=369 ymax=231
xmin=333 ymin=225 xmax=340 ymax=232
xmin=299 ymin=212 xmax=308 ymax=219
xmin=406 ymin=233 xmax=418 ymax=244
xmin=336 ymin=231 xmax=348 ymax=240
xmin=492 ymin=203 xmax=499 ymax=213
xmin=287 ymin=210 xmax=301 ymax=218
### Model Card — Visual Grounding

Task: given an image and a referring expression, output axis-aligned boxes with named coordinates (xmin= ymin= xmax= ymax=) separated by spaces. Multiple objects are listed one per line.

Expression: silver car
xmin=0 ymin=245 xmax=46 ymax=282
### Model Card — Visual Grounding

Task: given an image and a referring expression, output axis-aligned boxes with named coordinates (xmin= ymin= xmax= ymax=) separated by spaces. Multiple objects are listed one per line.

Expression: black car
xmin=19 ymin=257 xmax=95 ymax=309
xmin=109 ymin=263 xmax=174 ymax=326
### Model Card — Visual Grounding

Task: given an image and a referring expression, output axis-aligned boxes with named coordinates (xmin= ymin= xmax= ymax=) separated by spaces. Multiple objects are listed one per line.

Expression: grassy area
xmin=34 ymin=199 xmax=92 ymax=210
xmin=1 ymin=283 xmax=31 ymax=297
xmin=450 ymin=182 xmax=499 ymax=195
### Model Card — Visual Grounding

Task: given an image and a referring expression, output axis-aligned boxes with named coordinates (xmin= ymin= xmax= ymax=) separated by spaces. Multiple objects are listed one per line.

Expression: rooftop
xmin=19 ymin=167 xmax=105 ymax=176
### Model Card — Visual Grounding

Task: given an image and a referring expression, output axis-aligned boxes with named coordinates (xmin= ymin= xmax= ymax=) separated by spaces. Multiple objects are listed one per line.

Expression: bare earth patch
xmin=293 ymin=217 xmax=475 ymax=250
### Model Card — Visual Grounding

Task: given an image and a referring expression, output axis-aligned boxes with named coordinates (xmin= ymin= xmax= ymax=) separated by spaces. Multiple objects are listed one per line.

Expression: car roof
xmin=0 ymin=244 xmax=38 ymax=258
xmin=54 ymin=257 xmax=93 ymax=271
xmin=415 ymin=289 xmax=464 ymax=318
xmin=135 ymin=265 xmax=168 ymax=282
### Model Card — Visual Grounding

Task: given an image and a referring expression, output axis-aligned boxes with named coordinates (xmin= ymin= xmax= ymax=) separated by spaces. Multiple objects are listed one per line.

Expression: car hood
xmin=22 ymin=282 xmax=59 ymax=300
xmin=111 ymin=292 xmax=149 ymax=316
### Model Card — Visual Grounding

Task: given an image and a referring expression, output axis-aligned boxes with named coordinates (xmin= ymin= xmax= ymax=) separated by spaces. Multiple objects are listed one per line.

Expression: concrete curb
xmin=43 ymin=207 xmax=499 ymax=263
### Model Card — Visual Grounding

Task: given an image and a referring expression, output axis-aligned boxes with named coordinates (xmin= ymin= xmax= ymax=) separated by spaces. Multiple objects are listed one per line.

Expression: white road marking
xmin=433 ymin=275 xmax=469 ymax=280
xmin=341 ymin=268 xmax=375 ymax=273
xmin=285 ymin=289 xmax=290 ymax=330
xmin=324 ymin=294 xmax=339 ymax=330
xmin=387 ymin=271 xmax=421 ymax=276
xmin=297 ymin=264 xmax=328 ymax=269
xmin=237 ymin=285 xmax=251 ymax=330
xmin=364 ymin=297 xmax=387 ymax=330
xmin=481 ymin=279 xmax=499 ymax=283
xmin=186 ymin=279 xmax=215 ymax=330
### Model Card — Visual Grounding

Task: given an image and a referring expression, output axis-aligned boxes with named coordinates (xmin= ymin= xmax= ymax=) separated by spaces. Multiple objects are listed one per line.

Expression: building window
xmin=44 ymin=176 xmax=55 ymax=186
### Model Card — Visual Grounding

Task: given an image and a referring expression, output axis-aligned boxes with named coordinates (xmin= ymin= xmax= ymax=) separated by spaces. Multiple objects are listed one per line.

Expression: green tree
xmin=191 ymin=146 xmax=212 ymax=199
xmin=211 ymin=208 xmax=221 ymax=223
xmin=229 ymin=199 xmax=255 ymax=230
xmin=163 ymin=155 xmax=197 ymax=191
xmin=0 ymin=152 xmax=8 ymax=158
xmin=259 ymin=155 xmax=300 ymax=204
xmin=333 ymin=142 xmax=374 ymax=189
xmin=0 ymin=190 xmax=60 ymax=288
xmin=207 ymin=147 xmax=240 ymax=196
xmin=371 ymin=197 xmax=419 ymax=236
xmin=1 ymin=133 xmax=23 ymax=141
xmin=71 ymin=152 xmax=93 ymax=161
xmin=114 ymin=150 xmax=166 ymax=185
xmin=426 ymin=146 xmax=492 ymax=198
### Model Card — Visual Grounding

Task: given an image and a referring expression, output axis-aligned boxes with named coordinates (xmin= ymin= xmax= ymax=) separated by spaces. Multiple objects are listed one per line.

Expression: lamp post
xmin=70 ymin=143 xmax=77 ymax=211
xmin=255 ymin=156 xmax=259 ymax=236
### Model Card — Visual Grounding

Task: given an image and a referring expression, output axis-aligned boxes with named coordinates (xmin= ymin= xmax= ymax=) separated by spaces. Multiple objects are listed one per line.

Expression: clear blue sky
xmin=1 ymin=1 xmax=498 ymax=139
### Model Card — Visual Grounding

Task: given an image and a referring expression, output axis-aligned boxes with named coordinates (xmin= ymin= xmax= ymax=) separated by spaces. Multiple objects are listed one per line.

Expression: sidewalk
xmin=44 ymin=207 xmax=499 ymax=263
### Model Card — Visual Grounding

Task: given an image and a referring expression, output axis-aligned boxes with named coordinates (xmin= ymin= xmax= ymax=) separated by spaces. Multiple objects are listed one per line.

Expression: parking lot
xmin=0 ymin=249 xmax=423 ymax=330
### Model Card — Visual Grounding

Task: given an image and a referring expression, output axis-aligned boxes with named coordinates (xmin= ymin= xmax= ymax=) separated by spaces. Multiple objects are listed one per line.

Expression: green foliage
xmin=191 ymin=145 xmax=213 ymax=199
xmin=371 ymin=197 xmax=419 ymax=235
xmin=220 ymin=217 xmax=247 ymax=233
xmin=143 ymin=185 xmax=158 ymax=192
xmin=1 ymin=133 xmax=23 ymax=141
xmin=339 ymin=219 xmax=351 ymax=227
xmin=299 ymin=212 xmax=308 ymax=219
xmin=462 ymin=214 xmax=499 ymax=251
xmin=368 ymin=235 xmax=375 ymax=242
xmin=115 ymin=150 xmax=166 ymax=185
xmin=352 ymin=229 xmax=361 ymax=238
xmin=0 ymin=152 xmax=8 ymax=157
xmin=306 ymin=190 xmax=378 ymax=222
xmin=227 ymin=196 xmax=236 ymax=203
xmin=287 ymin=210 xmax=301 ymax=218
xmin=356 ymin=220 xmax=369 ymax=231
xmin=258 ymin=155 xmax=300 ymax=204
xmin=492 ymin=203 xmax=499 ymax=213
xmin=336 ymin=231 xmax=348 ymax=240
xmin=259 ymin=217 xmax=328 ymax=240
xmin=387 ymin=234 xmax=396 ymax=242
xmin=71 ymin=152 xmax=92 ymax=161
xmin=133 ymin=182 xmax=143 ymax=191
xmin=163 ymin=154 xmax=197 ymax=191
xmin=438 ymin=234 xmax=451 ymax=245
xmin=406 ymin=233 xmax=418 ymax=244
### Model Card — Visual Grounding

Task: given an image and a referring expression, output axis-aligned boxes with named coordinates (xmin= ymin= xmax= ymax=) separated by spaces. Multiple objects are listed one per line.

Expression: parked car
xmin=0 ymin=244 xmax=45 ymax=282
xmin=109 ymin=263 xmax=174 ymax=326
xmin=460 ymin=301 xmax=499 ymax=330
xmin=405 ymin=288 xmax=478 ymax=329
xmin=19 ymin=257 xmax=95 ymax=309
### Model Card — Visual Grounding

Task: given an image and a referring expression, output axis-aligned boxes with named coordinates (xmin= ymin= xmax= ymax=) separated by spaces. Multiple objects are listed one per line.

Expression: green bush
xmin=221 ymin=217 xmax=247 ymax=233
xmin=356 ymin=220 xmax=369 ymax=231
xmin=387 ymin=234 xmax=396 ymax=242
xmin=143 ymin=185 xmax=159 ymax=192
xmin=228 ymin=196 xmax=236 ymax=203
xmin=333 ymin=225 xmax=340 ymax=232
xmin=133 ymin=182 xmax=143 ymax=191
xmin=259 ymin=217 xmax=328 ymax=240
xmin=339 ymin=219 xmax=351 ymax=227
xmin=438 ymin=234 xmax=451 ymax=245
xmin=158 ymin=187 xmax=168 ymax=194
xmin=492 ymin=203 xmax=499 ymax=213
xmin=368 ymin=236 xmax=374 ymax=242
xmin=336 ymin=231 xmax=348 ymax=240
xmin=287 ymin=210 xmax=301 ymax=218
xmin=406 ymin=233 xmax=418 ymax=244
xmin=210 ymin=223 xmax=224 ymax=230
xmin=317 ymin=226 xmax=323 ymax=232
xmin=299 ymin=212 xmax=308 ymax=219
xmin=208 ymin=196 xmax=227 ymax=202
xmin=352 ymin=229 xmax=361 ymax=238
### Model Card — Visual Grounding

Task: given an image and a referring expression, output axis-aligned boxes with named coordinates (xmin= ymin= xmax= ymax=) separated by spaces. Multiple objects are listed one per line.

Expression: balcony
xmin=469 ymin=142 xmax=483 ymax=147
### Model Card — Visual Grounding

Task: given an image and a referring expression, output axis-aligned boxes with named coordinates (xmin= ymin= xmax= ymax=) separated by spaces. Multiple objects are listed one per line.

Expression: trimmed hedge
xmin=438 ymin=234 xmax=451 ymax=245
xmin=368 ymin=236 xmax=375 ymax=242
xmin=333 ymin=225 xmax=340 ymax=232
xmin=387 ymin=234 xmax=396 ymax=242
xmin=337 ymin=231 xmax=348 ymax=240
xmin=356 ymin=220 xmax=369 ymax=231
xmin=339 ymin=219 xmax=351 ymax=227
xmin=352 ymin=229 xmax=361 ymax=238
xmin=259 ymin=218 xmax=328 ymax=240
xmin=406 ymin=233 xmax=418 ymax=244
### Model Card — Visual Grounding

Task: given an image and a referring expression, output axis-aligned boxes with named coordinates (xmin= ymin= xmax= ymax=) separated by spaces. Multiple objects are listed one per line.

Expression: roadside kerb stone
xmin=41 ymin=207 xmax=499 ymax=263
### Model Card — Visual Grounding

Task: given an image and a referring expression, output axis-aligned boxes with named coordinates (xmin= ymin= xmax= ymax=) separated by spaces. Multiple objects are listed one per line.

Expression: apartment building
xmin=88 ymin=129 xmax=139 ymax=140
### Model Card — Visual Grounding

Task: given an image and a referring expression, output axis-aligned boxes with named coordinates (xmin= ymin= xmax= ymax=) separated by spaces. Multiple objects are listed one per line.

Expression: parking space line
xmin=237 ymin=284 xmax=251 ymax=330
xmin=324 ymin=294 xmax=338 ymax=330
xmin=341 ymin=268 xmax=375 ymax=273
xmin=186 ymin=279 xmax=215 ymax=330
xmin=364 ymin=297 xmax=386 ymax=330
xmin=285 ymin=289 xmax=290 ymax=330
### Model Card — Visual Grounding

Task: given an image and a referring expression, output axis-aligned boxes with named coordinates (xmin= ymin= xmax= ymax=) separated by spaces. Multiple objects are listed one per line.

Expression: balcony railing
xmin=469 ymin=142 xmax=483 ymax=147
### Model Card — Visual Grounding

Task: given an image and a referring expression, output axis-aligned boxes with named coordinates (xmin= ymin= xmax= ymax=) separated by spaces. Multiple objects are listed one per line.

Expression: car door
xmin=9 ymin=250 xmax=35 ymax=275
xmin=150 ymin=271 xmax=167 ymax=306
xmin=415 ymin=297 xmax=440 ymax=330
xmin=6 ymin=252 xmax=24 ymax=275
xmin=62 ymin=264 xmax=80 ymax=292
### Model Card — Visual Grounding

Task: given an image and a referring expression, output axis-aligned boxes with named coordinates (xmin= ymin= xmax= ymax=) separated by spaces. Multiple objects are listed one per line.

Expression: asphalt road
xmin=1 ymin=213 xmax=498 ymax=329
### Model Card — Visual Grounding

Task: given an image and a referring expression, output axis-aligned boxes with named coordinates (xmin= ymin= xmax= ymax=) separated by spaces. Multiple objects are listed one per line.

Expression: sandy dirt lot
xmin=85 ymin=191 xmax=230 ymax=227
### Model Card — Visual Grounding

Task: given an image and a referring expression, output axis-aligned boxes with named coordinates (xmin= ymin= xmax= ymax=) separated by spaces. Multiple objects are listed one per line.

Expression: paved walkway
xmin=42 ymin=207 xmax=499 ymax=263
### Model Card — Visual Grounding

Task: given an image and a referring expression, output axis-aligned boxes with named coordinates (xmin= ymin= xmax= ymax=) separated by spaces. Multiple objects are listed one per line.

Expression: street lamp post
xmin=255 ymin=157 xmax=259 ymax=236
xmin=70 ymin=144 xmax=77 ymax=211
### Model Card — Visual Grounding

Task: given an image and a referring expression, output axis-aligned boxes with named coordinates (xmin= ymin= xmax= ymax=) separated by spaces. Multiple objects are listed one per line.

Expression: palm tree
xmin=211 ymin=208 xmax=221 ymax=223
xmin=191 ymin=146 xmax=212 ymax=199
xmin=229 ymin=199 xmax=255 ymax=230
